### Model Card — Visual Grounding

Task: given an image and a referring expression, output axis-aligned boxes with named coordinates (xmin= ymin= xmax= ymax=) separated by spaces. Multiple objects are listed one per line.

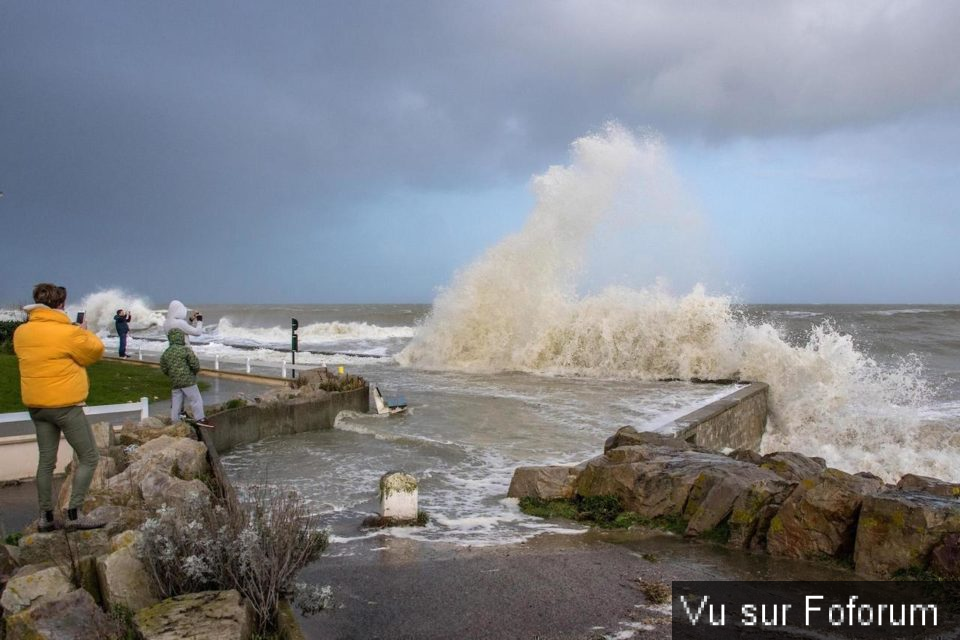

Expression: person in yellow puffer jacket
xmin=13 ymin=283 xmax=107 ymax=532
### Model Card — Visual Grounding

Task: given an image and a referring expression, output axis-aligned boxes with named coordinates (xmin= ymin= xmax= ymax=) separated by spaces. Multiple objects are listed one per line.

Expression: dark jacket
xmin=160 ymin=329 xmax=200 ymax=389
xmin=114 ymin=312 xmax=131 ymax=336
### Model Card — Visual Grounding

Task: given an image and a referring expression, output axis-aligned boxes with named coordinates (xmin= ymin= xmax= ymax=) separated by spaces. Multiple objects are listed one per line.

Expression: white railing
xmin=0 ymin=397 xmax=150 ymax=425
xmin=125 ymin=348 xmax=331 ymax=379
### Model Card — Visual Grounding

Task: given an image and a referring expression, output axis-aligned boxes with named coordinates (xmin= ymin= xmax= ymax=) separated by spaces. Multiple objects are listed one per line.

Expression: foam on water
xmin=215 ymin=317 xmax=413 ymax=346
xmin=399 ymin=124 xmax=952 ymax=482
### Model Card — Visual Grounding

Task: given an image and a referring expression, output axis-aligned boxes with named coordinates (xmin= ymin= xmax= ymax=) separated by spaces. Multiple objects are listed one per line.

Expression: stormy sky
xmin=2 ymin=1 xmax=959 ymax=305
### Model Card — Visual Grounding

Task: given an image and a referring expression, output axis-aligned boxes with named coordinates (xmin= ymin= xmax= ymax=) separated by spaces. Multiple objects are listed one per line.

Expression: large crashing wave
xmin=68 ymin=289 xmax=165 ymax=332
xmin=398 ymin=124 xmax=951 ymax=481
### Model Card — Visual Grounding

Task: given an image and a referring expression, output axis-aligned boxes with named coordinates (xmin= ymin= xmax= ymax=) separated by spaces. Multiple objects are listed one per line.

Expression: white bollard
xmin=215 ymin=355 xmax=220 ymax=371
xmin=138 ymin=346 xmax=143 ymax=361
xmin=246 ymin=357 xmax=251 ymax=373
xmin=281 ymin=360 xmax=287 ymax=378
xmin=379 ymin=472 xmax=419 ymax=522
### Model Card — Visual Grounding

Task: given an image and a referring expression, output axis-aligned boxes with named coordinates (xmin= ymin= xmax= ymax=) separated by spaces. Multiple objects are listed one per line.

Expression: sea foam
xmin=399 ymin=124 xmax=949 ymax=481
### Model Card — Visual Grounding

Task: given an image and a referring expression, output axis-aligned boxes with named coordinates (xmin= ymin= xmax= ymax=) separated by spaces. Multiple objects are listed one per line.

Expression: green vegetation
xmin=0 ymin=320 xmax=23 ymax=354
xmin=222 ymin=397 xmax=248 ymax=410
xmin=0 ymin=353 xmax=208 ymax=412
xmin=4 ymin=531 xmax=23 ymax=546
xmin=701 ymin=520 xmax=732 ymax=545
xmin=518 ymin=495 xmax=690 ymax=533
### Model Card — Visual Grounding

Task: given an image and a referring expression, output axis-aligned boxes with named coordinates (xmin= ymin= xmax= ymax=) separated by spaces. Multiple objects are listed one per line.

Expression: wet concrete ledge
xmin=667 ymin=381 xmax=769 ymax=451
xmin=203 ymin=383 xmax=370 ymax=454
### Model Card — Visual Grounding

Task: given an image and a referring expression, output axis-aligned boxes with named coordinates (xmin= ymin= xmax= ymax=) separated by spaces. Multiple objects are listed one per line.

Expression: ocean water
xmin=5 ymin=126 xmax=957 ymax=547
xmin=9 ymin=295 xmax=955 ymax=547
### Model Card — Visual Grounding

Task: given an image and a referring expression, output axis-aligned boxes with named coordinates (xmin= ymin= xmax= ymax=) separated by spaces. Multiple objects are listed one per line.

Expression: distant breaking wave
xmin=215 ymin=318 xmax=413 ymax=346
xmin=399 ymin=123 xmax=949 ymax=482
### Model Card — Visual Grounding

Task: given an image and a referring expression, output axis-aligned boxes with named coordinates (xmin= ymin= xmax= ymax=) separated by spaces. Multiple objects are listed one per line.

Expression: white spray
xmin=67 ymin=289 xmax=165 ymax=333
xmin=399 ymin=124 xmax=950 ymax=481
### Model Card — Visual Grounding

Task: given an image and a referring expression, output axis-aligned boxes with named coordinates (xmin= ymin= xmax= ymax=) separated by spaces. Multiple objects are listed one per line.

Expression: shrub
xmin=138 ymin=483 xmax=329 ymax=634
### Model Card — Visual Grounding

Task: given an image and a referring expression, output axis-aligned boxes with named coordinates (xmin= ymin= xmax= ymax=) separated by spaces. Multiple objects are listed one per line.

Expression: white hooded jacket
xmin=162 ymin=300 xmax=202 ymax=339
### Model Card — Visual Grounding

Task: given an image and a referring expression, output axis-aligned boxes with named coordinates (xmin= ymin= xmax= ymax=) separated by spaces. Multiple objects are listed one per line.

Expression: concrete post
xmin=379 ymin=471 xmax=418 ymax=522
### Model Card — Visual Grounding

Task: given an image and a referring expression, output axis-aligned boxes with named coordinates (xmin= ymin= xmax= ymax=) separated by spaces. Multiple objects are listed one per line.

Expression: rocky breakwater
xmin=0 ymin=418 xmax=252 ymax=640
xmin=509 ymin=426 xmax=960 ymax=579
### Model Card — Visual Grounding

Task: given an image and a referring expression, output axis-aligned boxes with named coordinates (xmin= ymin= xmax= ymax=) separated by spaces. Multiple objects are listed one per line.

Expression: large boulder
xmin=896 ymin=474 xmax=960 ymax=499
xmin=1 ymin=565 xmax=73 ymax=616
xmin=134 ymin=590 xmax=254 ymax=640
xmin=930 ymin=533 xmax=960 ymax=579
xmin=89 ymin=421 xmax=116 ymax=450
xmin=508 ymin=466 xmax=581 ymax=500
xmin=4 ymin=588 xmax=122 ymax=640
xmin=757 ymin=452 xmax=825 ymax=483
xmin=604 ymin=426 xmax=698 ymax=453
xmin=16 ymin=529 xmax=111 ymax=567
xmin=116 ymin=420 xmax=191 ymax=446
xmin=1 ymin=544 xmax=20 ymax=586
xmin=766 ymin=468 xmax=884 ymax=561
xmin=57 ymin=456 xmax=118 ymax=511
xmin=854 ymin=492 xmax=960 ymax=578
xmin=106 ymin=435 xmax=209 ymax=496
xmin=578 ymin=433 xmax=792 ymax=543
xmin=139 ymin=470 xmax=212 ymax=509
xmin=96 ymin=530 xmax=159 ymax=612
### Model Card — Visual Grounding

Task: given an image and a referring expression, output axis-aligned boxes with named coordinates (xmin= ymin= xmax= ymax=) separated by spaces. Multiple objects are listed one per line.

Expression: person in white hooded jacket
xmin=162 ymin=300 xmax=213 ymax=428
xmin=163 ymin=300 xmax=203 ymax=342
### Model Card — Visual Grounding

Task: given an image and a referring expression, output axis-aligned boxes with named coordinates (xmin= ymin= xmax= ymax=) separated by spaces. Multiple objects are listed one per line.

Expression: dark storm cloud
xmin=1 ymin=0 xmax=958 ymax=302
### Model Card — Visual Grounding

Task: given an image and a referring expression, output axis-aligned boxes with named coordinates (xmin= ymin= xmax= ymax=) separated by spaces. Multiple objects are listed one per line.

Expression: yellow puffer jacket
xmin=13 ymin=306 xmax=104 ymax=408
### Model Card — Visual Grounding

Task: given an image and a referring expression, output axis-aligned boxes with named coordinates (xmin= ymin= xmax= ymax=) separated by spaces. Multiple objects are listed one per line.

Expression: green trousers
xmin=29 ymin=405 xmax=100 ymax=511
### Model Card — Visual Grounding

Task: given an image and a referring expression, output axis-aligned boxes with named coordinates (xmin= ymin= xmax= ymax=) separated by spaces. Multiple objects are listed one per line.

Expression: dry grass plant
xmin=138 ymin=481 xmax=328 ymax=635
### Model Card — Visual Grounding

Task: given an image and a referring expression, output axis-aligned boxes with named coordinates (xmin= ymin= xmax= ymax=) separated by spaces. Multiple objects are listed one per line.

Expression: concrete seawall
xmin=205 ymin=384 xmax=370 ymax=454
xmin=666 ymin=381 xmax=769 ymax=451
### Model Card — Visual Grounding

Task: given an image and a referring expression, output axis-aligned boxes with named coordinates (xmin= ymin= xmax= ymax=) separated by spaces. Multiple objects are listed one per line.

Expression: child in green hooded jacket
xmin=160 ymin=329 xmax=214 ymax=428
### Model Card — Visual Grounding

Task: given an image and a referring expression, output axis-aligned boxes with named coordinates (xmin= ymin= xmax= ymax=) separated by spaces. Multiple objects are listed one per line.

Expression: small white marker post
xmin=379 ymin=471 xmax=419 ymax=524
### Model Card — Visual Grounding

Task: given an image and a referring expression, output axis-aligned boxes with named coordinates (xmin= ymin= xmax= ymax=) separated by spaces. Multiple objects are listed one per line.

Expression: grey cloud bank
xmin=1 ymin=1 xmax=958 ymax=304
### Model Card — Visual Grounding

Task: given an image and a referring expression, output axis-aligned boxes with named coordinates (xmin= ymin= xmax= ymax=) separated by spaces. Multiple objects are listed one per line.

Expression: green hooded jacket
xmin=160 ymin=329 xmax=201 ymax=389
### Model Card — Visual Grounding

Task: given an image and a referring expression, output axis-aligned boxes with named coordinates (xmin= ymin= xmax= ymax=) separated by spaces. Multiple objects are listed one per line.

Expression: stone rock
xmin=603 ymin=426 xmax=698 ymax=454
xmin=577 ymin=433 xmax=792 ymax=544
xmin=507 ymin=466 xmax=580 ymax=500
xmin=96 ymin=531 xmax=158 ymax=612
xmin=82 ymin=505 xmax=147 ymax=538
xmin=90 ymin=421 xmax=115 ymax=450
xmin=854 ymin=491 xmax=960 ymax=578
xmin=116 ymin=420 xmax=191 ymax=446
xmin=139 ymin=470 xmax=212 ymax=509
xmin=1 ymin=544 xmax=20 ymax=586
xmin=930 ymin=533 xmax=960 ymax=578
xmin=17 ymin=528 xmax=110 ymax=567
xmin=896 ymin=474 xmax=960 ymax=499
xmin=727 ymin=449 xmax=764 ymax=466
xmin=766 ymin=468 xmax=883 ymax=561
xmin=107 ymin=436 xmax=208 ymax=492
xmin=57 ymin=455 xmax=117 ymax=511
xmin=1 ymin=565 xmax=73 ymax=616
xmin=758 ymin=452 xmax=825 ymax=483
xmin=4 ymin=588 xmax=122 ymax=640
xmin=134 ymin=590 xmax=254 ymax=640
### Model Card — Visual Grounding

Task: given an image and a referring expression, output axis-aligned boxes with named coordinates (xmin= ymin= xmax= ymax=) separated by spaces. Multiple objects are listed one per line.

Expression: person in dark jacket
xmin=160 ymin=329 xmax=214 ymax=428
xmin=114 ymin=309 xmax=132 ymax=358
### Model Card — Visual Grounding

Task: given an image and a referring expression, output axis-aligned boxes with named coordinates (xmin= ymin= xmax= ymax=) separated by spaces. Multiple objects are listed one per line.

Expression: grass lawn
xmin=0 ymin=354 xmax=208 ymax=413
